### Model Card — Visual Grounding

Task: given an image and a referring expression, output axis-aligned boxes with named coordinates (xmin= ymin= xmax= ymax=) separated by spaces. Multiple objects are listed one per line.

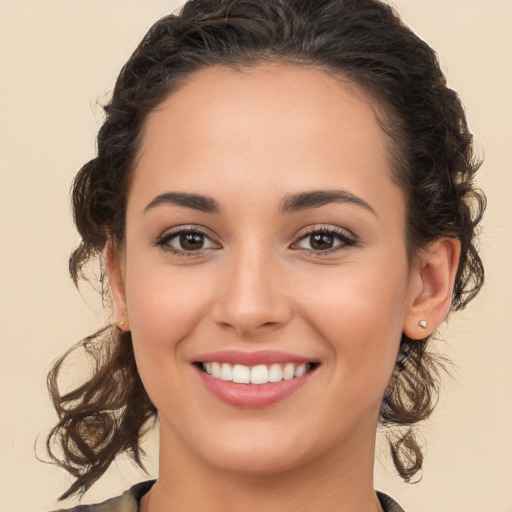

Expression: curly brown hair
xmin=46 ymin=0 xmax=485 ymax=500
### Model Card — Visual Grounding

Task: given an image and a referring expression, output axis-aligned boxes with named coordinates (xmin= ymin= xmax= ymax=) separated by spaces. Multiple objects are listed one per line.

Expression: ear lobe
xmin=105 ymin=238 xmax=130 ymax=331
xmin=403 ymin=238 xmax=461 ymax=340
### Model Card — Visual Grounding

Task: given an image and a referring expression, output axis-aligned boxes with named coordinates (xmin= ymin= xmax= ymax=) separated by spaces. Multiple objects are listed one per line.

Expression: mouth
xmin=192 ymin=350 xmax=320 ymax=407
xmin=195 ymin=361 xmax=319 ymax=385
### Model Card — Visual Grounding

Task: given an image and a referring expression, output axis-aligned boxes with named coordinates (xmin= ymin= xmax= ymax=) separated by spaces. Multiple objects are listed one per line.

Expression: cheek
xmin=124 ymin=261 xmax=213 ymax=362
xmin=122 ymin=262 xmax=218 ymax=415
xmin=293 ymin=261 xmax=408 ymax=386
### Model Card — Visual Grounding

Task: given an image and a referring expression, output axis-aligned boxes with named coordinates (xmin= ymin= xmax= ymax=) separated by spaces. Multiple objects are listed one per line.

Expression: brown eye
xmin=179 ymin=232 xmax=205 ymax=250
xmin=309 ymin=233 xmax=335 ymax=250
xmin=157 ymin=228 xmax=219 ymax=254
xmin=294 ymin=227 xmax=356 ymax=254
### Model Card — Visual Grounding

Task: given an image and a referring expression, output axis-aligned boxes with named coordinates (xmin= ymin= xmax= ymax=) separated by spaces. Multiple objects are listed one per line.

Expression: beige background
xmin=0 ymin=1 xmax=510 ymax=511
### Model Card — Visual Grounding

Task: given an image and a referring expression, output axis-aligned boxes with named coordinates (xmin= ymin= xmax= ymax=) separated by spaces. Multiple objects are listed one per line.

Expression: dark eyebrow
xmin=280 ymin=189 xmax=377 ymax=216
xmin=144 ymin=192 xmax=220 ymax=214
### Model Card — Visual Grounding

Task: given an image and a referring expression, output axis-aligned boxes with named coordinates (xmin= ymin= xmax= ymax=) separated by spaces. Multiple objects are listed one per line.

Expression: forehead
xmin=131 ymin=64 xmax=403 ymax=221
xmin=141 ymin=64 xmax=388 ymax=163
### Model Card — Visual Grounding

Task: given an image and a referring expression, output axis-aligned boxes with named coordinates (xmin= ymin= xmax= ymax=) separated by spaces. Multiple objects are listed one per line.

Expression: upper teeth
xmin=202 ymin=362 xmax=310 ymax=385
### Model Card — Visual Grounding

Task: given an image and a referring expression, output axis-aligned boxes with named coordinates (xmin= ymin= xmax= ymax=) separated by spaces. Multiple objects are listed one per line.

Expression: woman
xmin=46 ymin=0 xmax=484 ymax=510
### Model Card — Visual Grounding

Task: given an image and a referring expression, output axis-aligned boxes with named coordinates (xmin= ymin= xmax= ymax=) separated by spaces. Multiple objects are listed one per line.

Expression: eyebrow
xmin=143 ymin=189 xmax=376 ymax=216
xmin=144 ymin=192 xmax=221 ymax=214
xmin=280 ymin=189 xmax=377 ymax=216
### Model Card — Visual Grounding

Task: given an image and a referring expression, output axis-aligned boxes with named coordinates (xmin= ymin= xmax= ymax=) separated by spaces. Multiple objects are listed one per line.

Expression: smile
xmin=199 ymin=362 xmax=315 ymax=385
xmin=193 ymin=350 xmax=320 ymax=407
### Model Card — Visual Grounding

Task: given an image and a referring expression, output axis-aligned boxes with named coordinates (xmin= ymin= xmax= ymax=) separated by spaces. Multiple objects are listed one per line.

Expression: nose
xmin=210 ymin=245 xmax=292 ymax=337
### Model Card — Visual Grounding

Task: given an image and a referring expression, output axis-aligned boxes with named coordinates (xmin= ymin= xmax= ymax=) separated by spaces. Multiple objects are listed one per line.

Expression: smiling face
xmin=109 ymin=64 xmax=426 ymax=478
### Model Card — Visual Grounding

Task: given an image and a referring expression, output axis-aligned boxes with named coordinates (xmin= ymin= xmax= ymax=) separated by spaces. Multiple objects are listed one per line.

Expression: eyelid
xmin=153 ymin=224 xmax=357 ymax=257
xmin=290 ymin=224 xmax=358 ymax=254
xmin=154 ymin=225 xmax=221 ymax=255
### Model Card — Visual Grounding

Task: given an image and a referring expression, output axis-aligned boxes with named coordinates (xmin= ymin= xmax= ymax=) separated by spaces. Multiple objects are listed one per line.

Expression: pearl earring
xmin=418 ymin=320 xmax=427 ymax=329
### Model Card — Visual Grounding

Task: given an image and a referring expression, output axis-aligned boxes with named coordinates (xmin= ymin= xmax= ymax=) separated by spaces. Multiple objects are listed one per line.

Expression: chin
xmin=206 ymin=442 xmax=307 ymax=477
xmin=182 ymin=417 xmax=335 ymax=478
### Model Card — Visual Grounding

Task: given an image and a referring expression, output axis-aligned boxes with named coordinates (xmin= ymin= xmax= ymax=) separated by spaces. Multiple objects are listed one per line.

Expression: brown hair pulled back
xmin=47 ymin=0 xmax=485 ymax=499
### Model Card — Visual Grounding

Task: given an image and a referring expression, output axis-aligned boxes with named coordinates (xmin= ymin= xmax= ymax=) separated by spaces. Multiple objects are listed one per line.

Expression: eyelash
xmin=154 ymin=225 xmax=357 ymax=257
xmin=291 ymin=225 xmax=358 ymax=256
xmin=154 ymin=226 xmax=219 ymax=256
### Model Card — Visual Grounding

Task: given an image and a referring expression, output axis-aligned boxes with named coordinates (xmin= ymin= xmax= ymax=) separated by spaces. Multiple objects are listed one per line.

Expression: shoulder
xmin=377 ymin=491 xmax=407 ymax=512
xmin=50 ymin=481 xmax=155 ymax=512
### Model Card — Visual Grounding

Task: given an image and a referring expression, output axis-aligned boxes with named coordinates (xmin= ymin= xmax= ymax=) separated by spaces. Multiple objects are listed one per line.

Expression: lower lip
xmin=195 ymin=367 xmax=315 ymax=408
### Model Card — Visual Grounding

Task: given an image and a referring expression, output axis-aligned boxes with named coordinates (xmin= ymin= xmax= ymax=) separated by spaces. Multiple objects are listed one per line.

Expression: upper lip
xmin=193 ymin=349 xmax=317 ymax=366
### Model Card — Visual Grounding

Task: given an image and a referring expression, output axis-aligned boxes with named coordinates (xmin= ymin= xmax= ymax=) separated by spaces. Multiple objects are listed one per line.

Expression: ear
xmin=105 ymin=238 xmax=130 ymax=331
xmin=403 ymin=237 xmax=461 ymax=340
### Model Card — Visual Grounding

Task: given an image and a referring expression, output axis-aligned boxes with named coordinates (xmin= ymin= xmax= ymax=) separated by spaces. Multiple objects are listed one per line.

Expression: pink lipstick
xmin=193 ymin=350 xmax=319 ymax=408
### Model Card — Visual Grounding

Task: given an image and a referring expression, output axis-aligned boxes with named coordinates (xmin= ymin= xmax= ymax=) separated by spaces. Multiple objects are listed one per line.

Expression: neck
xmin=145 ymin=420 xmax=384 ymax=512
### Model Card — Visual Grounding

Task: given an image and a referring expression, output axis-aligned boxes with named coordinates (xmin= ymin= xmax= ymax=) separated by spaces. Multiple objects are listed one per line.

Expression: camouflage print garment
xmin=51 ymin=480 xmax=406 ymax=512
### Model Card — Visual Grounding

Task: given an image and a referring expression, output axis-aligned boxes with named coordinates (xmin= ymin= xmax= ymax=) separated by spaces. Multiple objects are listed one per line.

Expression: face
xmin=110 ymin=65 xmax=425 ymax=477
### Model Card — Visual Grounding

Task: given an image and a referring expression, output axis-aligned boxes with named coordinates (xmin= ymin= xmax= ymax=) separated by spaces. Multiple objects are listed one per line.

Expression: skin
xmin=107 ymin=65 xmax=460 ymax=512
